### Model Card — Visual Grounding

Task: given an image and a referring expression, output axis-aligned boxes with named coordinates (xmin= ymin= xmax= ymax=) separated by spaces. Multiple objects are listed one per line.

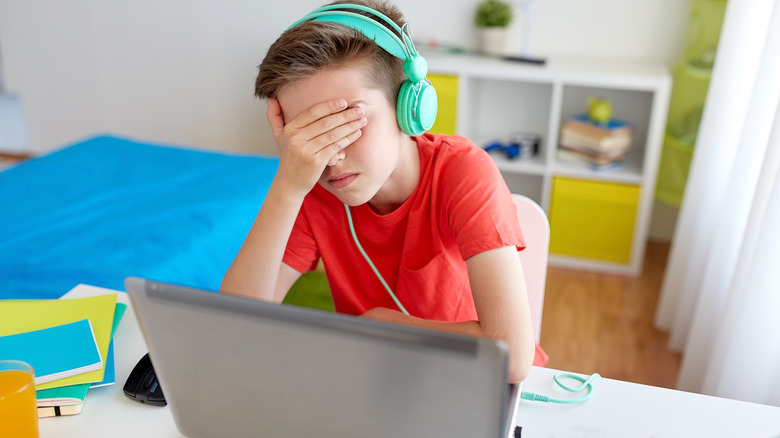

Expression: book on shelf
xmin=558 ymin=142 xmax=628 ymax=164
xmin=560 ymin=114 xmax=634 ymax=152
xmin=570 ymin=113 xmax=632 ymax=132
xmin=557 ymin=148 xmax=626 ymax=173
xmin=0 ymin=319 xmax=103 ymax=385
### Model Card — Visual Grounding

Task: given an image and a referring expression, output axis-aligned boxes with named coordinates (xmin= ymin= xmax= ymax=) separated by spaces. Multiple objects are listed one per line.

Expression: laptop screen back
xmin=125 ymin=277 xmax=514 ymax=438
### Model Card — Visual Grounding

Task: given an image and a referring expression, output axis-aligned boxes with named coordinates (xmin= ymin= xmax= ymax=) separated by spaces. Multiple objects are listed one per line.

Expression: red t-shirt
xmin=283 ymin=133 xmax=525 ymax=322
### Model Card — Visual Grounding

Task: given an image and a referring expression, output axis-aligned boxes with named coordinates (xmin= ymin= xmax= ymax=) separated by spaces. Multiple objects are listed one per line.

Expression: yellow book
xmin=0 ymin=294 xmax=117 ymax=389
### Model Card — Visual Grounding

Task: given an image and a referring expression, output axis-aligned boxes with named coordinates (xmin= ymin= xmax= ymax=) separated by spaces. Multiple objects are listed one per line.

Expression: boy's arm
xmin=219 ymin=180 xmax=305 ymax=302
xmin=362 ymin=245 xmax=535 ymax=383
xmin=220 ymin=98 xmax=366 ymax=301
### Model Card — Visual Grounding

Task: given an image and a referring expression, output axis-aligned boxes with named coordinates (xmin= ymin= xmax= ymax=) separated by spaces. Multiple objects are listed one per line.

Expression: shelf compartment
xmin=558 ymin=85 xmax=654 ymax=170
xmin=463 ymin=78 xmax=553 ymax=156
xmin=499 ymin=172 xmax=545 ymax=207
xmin=489 ymin=151 xmax=546 ymax=175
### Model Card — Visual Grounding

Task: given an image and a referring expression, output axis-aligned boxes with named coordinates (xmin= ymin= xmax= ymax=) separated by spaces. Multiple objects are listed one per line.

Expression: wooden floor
xmin=538 ymin=240 xmax=682 ymax=389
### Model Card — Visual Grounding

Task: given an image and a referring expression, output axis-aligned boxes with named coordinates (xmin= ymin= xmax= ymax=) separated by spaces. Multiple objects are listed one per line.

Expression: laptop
xmin=125 ymin=277 xmax=520 ymax=438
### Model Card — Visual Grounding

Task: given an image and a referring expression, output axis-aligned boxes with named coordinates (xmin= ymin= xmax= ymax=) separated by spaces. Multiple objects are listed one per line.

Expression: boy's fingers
xmin=299 ymin=107 xmax=365 ymax=154
xmin=314 ymin=116 xmax=367 ymax=153
xmin=266 ymin=99 xmax=285 ymax=136
xmin=326 ymin=129 xmax=362 ymax=166
xmin=286 ymin=98 xmax=349 ymax=130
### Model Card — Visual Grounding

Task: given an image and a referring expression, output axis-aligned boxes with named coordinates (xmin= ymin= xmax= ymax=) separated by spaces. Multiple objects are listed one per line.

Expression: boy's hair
xmin=255 ymin=0 xmax=407 ymax=107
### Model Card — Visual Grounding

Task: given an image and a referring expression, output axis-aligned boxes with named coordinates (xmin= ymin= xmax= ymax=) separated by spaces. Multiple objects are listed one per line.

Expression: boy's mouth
xmin=328 ymin=173 xmax=358 ymax=189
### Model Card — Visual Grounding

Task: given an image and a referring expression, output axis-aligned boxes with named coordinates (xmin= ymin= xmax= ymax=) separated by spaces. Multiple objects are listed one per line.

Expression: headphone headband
xmin=287 ymin=3 xmax=437 ymax=136
xmin=288 ymin=4 xmax=417 ymax=60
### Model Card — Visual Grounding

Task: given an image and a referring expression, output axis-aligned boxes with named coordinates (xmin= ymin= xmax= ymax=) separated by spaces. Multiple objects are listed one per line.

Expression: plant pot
xmin=476 ymin=27 xmax=507 ymax=55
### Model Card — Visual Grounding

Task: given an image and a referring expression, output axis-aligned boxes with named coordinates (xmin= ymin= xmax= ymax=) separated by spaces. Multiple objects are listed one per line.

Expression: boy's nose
xmin=327 ymin=150 xmax=346 ymax=167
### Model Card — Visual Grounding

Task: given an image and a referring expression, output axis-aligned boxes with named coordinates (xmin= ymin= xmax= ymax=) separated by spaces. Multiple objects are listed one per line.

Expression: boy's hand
xmin=267 ymin=98 xmax=367 ymax=196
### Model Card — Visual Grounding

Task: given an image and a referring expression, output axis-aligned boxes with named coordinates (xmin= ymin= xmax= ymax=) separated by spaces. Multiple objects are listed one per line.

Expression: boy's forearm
xmin=361 ymin=307 xmax=481 ymax=334
xmin=360 ymin=307 xmax=533 ymax=383
xmin=220 ymin=180 xmax=306 ymax=301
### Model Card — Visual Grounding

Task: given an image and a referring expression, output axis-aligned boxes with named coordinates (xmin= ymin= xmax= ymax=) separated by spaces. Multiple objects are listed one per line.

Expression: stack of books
xmin=0 ymin=285 xmax=127 ymax=417
xmin=558 ymin=114 xmax=634 ymax=171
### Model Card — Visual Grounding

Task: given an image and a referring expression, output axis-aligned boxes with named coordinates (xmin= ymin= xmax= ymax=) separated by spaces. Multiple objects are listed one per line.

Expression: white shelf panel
xmin=551 ymin=151 xmax=644 ymax=185
xmin=489 ymin=153 xmax=546 ymax=176
xmin=424 ymin=51 xmax=669 ymax=90
xmin=547 ymin=254 xmax=640 ymax=275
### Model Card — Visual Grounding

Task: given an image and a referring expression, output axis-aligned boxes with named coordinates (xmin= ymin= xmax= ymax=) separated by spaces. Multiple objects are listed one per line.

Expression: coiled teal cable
xmin=344 ymin=204 xmax=410 ymax=315
xmin=521 ymin=372 xmax=600 ymax=404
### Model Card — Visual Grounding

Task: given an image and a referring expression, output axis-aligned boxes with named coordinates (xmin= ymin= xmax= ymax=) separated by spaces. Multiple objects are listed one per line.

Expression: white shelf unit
xmin=425 ymin=52 xmax=672 ymax=275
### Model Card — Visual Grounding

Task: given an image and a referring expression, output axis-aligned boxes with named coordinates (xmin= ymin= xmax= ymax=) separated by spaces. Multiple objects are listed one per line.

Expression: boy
xmin=221 ymin=0 xmax=540 ymax=382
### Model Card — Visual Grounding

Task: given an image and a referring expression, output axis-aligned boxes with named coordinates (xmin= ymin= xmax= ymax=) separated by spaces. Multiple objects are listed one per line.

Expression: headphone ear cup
xmin=396 ymin=80 xmax=438 ymax=136
xmin=396 ymin=80 xmax=415 ymax=136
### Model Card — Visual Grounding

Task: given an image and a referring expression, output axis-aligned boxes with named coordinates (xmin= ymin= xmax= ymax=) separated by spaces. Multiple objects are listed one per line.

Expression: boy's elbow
xmin=507 ymin=337 xmax=535 ymax=383
xmin=508 ymin=359 xmax=532 ymax=383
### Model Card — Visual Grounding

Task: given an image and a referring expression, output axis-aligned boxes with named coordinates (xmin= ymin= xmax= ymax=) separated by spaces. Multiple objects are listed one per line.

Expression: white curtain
xmin=654 ymin=0 xmax=780 ymax=407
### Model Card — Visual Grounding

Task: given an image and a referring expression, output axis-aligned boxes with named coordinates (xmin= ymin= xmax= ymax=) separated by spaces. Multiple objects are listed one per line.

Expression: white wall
xmin=0 ymin=0 xmax=691 ymax=155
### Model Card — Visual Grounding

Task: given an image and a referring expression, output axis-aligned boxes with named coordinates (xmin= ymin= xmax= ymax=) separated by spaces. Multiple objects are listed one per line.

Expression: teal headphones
xmin=288 ymin=4 xmax=438 ymax=136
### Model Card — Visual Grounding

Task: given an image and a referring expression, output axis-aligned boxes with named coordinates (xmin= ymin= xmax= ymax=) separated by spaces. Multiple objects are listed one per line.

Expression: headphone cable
xmin=345 ymin=204 xmax=410 ymax=315
xmin=521 ymin=372 xmax=600 ymax=404
xmin=346 ymin=206 xmax=598 ymax=404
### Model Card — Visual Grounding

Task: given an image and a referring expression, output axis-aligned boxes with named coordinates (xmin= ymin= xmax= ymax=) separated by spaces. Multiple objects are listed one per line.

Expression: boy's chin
xmin=340 ymin=195 xmax=373 ymax=208
xmin=324 ymin=187 xmax=374 ymax=208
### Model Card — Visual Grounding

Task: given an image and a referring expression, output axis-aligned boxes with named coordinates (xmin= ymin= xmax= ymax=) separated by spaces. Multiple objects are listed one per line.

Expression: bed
xmin=0 ymin=134 xmax=281 ymax=300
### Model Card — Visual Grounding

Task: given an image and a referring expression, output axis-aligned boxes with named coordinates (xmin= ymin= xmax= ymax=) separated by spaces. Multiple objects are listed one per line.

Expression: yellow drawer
xmin=427 ymin=74 xmax=458 ymax=136
xmin=549 ymin=177 xmax=640 ymax=264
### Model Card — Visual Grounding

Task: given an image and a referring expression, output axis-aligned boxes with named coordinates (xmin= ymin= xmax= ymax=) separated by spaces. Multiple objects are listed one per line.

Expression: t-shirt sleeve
xmin=282 ymin=204 xmax=321 ymax=273
xmin=439 ymin=138 xmax=526 ymax=260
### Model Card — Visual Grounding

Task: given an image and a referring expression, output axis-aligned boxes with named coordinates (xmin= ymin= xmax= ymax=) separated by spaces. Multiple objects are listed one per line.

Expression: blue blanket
xmin=0 ymin=135 xmax=278 ymax=299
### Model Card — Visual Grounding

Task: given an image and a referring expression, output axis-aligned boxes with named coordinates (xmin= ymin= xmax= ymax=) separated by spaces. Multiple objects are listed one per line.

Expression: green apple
xmin=588 ymin=97 xmax=613 ymax=124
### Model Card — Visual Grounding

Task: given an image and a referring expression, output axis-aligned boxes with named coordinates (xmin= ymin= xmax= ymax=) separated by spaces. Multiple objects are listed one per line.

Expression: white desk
xmin=40 ymin=297 xmax=780 ymax=438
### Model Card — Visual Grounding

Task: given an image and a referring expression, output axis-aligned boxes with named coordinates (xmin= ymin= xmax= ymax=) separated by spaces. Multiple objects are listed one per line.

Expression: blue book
xmin=93 ymin=300 xmax=126 ymax=387
xmin=90 ymin=340 xmax=116 ymax=388
xmin=571 ymin=113 xmax=632 ymax=130
xmin=0 ymin=319 xmax=103 ymax=385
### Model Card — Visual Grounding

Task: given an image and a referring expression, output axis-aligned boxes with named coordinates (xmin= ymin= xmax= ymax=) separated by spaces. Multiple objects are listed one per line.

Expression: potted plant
xmin=474 ymin=0 xmax=514 ymax=55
